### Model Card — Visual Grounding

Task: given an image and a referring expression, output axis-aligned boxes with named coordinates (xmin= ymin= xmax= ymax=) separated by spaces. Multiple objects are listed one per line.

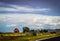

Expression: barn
xmin=14 ymin=28 xmax=19 ymax=33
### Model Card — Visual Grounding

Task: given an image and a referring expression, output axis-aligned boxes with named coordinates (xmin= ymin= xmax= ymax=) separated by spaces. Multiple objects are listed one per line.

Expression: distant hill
xmin=47 ymin=29 xmax=60 ymax=32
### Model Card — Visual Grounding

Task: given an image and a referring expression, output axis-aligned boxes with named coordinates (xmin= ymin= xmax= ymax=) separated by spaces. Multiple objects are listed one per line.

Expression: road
xmin=36 ymin=36 xmax=60 ymax=41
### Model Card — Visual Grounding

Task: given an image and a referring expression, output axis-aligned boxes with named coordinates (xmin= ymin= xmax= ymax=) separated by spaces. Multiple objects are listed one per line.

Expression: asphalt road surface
xmin=39 ymin=36 xmax=60 ymax=41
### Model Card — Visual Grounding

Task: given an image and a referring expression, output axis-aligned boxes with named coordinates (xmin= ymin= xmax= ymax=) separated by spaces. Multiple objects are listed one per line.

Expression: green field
xmin=0 ymin=32 xmax=60 ymax=41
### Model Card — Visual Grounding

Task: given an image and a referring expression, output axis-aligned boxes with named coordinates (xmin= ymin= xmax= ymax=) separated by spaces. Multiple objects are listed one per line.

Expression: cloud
xmin=11 ymin=5 xmax=49 ymax=12
xmin=0 ymin=7 xmax=18 ymax=11
xmin=6 ymin=24 xmax=17 ymax=27
xmin=0 ymin=14 xmax=60 ymax=29
xmin=0 ymin=2 xmax=60 ymax=29
xmin=0 ymin=3 xmax=50 ymax=12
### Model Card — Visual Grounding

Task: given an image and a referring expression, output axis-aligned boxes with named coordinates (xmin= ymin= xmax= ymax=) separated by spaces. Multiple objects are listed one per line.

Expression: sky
xmin=0 ymin=0 xmax=60 ymax=32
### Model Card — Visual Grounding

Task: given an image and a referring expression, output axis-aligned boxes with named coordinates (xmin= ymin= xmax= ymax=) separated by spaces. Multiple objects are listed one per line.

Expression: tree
xmin=0 ymin=32 xmax=3 ymax=34
xmin=23 ymin=27 xmax=30 ymax=33
xmin=30 ymin=30 xmax=36 ymax=36
xmin=40 ymin=29 xmax=48 ymax=33
xmin=43 ymin=29 xmax=48 ymax=33
xmin=40 ymin=30 xmax=44 ymax=33
xmin=50 ymin=31 xmax=56 ymax=34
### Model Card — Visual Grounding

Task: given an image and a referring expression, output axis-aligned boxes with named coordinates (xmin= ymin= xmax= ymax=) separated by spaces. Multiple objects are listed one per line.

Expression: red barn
xmin=14 ymin=28 xmax=19 ymax=33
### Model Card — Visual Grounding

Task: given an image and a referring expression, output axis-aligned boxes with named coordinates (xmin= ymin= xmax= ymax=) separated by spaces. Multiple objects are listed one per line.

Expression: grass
xmin=0 ymin=32 xmax=60 ymax=41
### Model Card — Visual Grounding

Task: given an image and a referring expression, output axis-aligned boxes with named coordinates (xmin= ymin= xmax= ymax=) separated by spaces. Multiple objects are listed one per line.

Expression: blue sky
xmin=0 ymin=0 xmax=60 ymax=32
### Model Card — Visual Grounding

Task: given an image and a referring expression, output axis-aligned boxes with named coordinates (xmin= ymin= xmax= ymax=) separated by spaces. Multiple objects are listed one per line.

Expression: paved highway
xmin=36 ymin=36 xmax=60 ymax=41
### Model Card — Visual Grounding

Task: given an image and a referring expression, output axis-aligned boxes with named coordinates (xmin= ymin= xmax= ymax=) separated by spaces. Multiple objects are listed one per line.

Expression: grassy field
xmin=0 ymin=32 xmax=60 ymax=41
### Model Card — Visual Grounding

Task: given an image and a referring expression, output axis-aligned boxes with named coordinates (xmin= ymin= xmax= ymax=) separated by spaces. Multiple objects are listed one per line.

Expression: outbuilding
xmin=14 ymin=28 xmax=19 ymax=33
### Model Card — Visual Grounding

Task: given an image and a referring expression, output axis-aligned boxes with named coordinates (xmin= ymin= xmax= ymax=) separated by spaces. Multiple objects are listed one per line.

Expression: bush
xmin=50 ymin=32 xmax=56 ymax=34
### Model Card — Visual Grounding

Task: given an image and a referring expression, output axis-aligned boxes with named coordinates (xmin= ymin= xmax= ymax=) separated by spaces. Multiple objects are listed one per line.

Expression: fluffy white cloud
xmin=6 ymin=24 xmax=17 ymax=27
xmin=0 ymin=2 xmax=59 ymax=29
xmin=0 ymin=14 xmax=60 ymax=29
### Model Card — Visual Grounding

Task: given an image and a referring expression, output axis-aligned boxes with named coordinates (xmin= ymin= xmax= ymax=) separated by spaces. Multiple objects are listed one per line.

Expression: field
xmin=0 ymin=32 xmax=60 ymax=41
